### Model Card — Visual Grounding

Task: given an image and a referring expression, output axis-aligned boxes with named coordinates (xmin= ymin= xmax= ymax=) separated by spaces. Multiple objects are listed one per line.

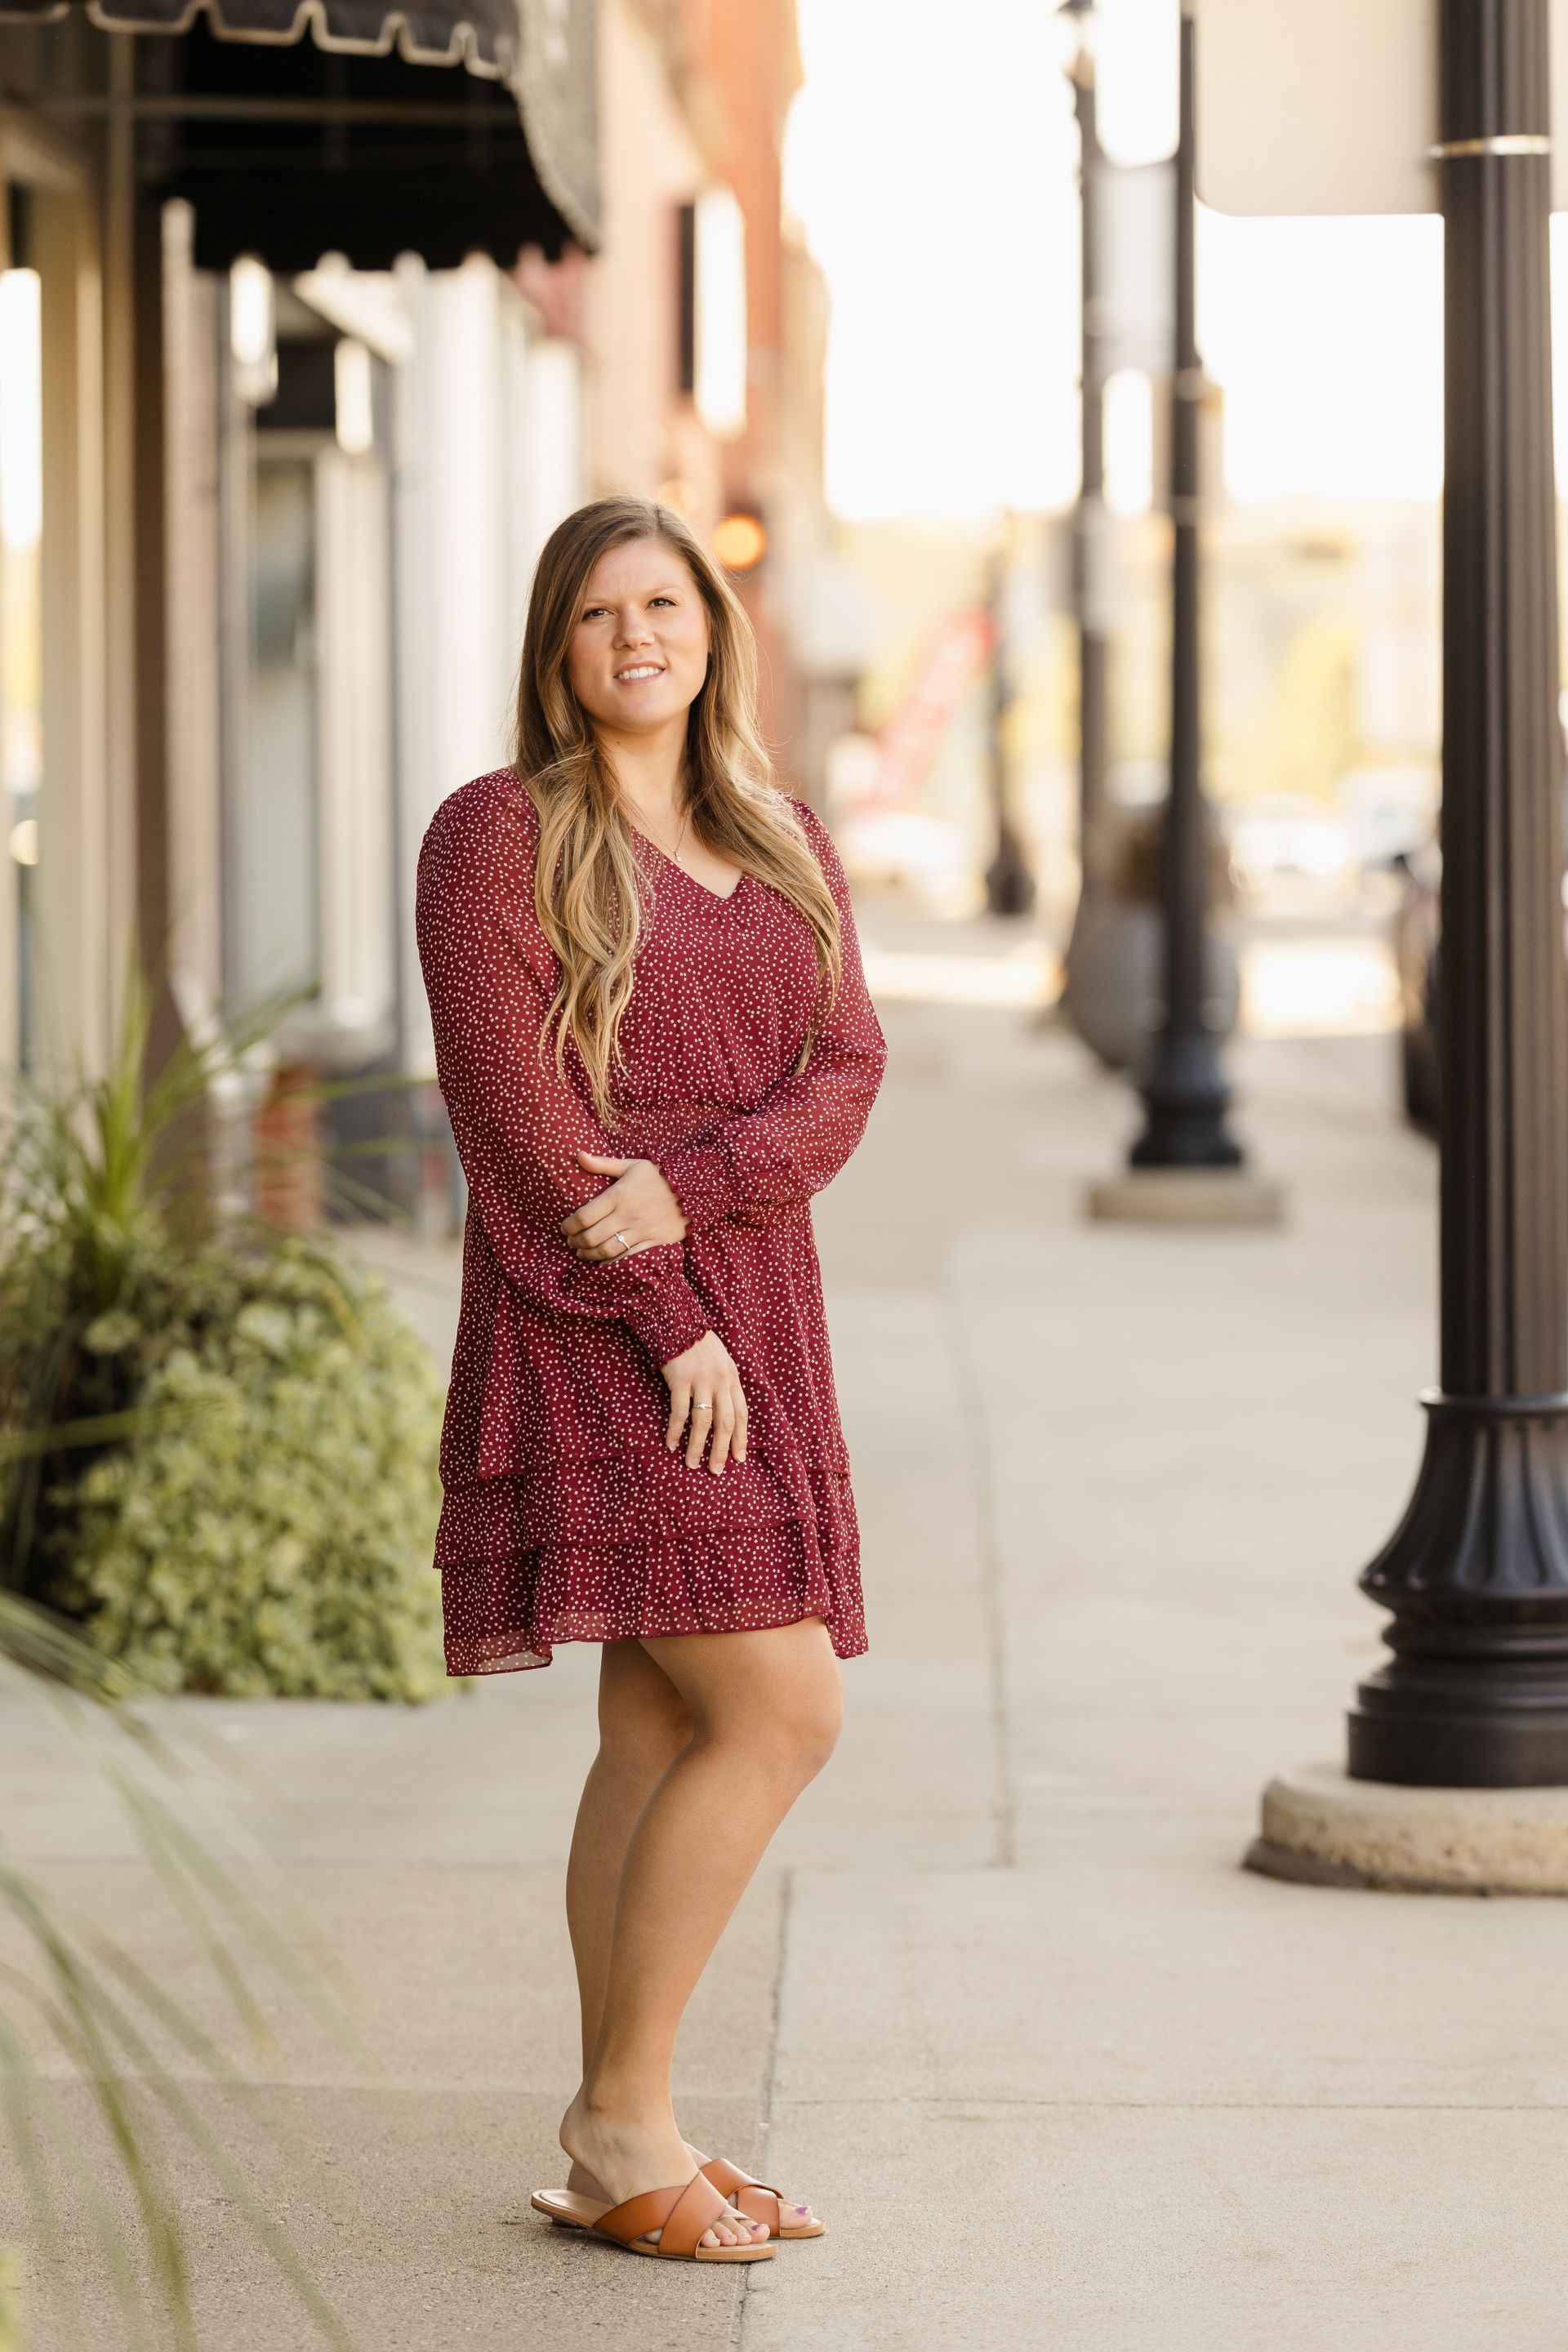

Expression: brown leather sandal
xmin=695 ymin=2152 xmax=826 ymax=2240
xmin=530 ymin=2174 xmax=776 ymax=2263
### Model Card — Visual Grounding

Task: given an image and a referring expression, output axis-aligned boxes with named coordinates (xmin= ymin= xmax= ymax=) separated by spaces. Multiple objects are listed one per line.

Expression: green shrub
xmin=40 ymin=1238 xmax=447 ymax=1699
xmin=1 ymin=969 xmax=448 ymax=1700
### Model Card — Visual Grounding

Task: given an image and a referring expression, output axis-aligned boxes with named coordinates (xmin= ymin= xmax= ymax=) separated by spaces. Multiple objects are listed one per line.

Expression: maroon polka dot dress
xmin=414 ymin=770 xmax=887 ymax=1676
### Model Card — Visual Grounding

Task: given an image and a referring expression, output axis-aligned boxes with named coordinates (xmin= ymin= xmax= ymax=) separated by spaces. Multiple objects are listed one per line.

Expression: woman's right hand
xmin=662 ymin=1330 xmax=747 ymax=1476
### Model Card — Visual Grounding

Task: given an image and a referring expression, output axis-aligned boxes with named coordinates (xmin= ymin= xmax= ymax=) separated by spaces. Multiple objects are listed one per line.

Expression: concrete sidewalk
xmin=7 ymin=912 xmax=1567 ymax=2350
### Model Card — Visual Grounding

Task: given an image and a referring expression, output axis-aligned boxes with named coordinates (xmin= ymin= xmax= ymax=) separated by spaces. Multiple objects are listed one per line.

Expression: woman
xmin=416 ymin=496 xmax=886 ymax=2265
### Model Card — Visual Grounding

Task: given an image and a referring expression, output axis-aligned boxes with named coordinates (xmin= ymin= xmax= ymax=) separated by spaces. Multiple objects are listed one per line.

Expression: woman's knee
xmin=737 ymin=1657 xmax=844 ymax=1788
xmin=776 ymin=1683 xmax=843 ymax=1784
xmin=648 ymin=1621 xmax=843 ymax=1788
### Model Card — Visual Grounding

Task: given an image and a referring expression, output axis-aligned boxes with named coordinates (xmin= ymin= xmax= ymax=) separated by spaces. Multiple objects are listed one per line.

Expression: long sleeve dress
xmin=414 ymin=768 xmax=888 ymax=1675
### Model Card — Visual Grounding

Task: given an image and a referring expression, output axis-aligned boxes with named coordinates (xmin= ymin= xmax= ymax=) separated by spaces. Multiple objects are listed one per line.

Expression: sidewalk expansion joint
xmin=941 ymin=1267 xmax=1017 ymax=1869
xmin=734 ymin=1866 xmax=795 ymax=2348
xmin=772 ymin=2094 xmax=1568 ymax=2114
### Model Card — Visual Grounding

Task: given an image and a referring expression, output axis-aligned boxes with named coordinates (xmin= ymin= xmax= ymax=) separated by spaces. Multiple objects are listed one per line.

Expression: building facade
xmin=0 ymin=0 xmax=840 ymax=1234
xmin=590 ymin=0 xmax=859 ymax=800
xmin=0 ymin=0 xmax=596 ymax=1218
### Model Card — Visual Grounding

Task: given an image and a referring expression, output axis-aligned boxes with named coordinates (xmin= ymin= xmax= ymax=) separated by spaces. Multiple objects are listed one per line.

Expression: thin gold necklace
xmin=648 ymin=803 xmax=692 ymax=869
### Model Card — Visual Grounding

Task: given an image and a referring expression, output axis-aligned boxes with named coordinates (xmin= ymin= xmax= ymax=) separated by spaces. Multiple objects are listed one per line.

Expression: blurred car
xmin=833 ymin=808 xmax=981 ymax=917
xmin=1227 ymin=794 xmax=1356 ymax=899
xmin=1338 ymin=765 xmax=1439 ymax=870
xmin=1392 ymin=842 xmax=1441 ymax=1133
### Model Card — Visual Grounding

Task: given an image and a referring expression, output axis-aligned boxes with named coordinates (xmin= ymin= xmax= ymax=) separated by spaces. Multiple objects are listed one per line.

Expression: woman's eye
xmin=650 ymin=596 xmax=675 ymax=608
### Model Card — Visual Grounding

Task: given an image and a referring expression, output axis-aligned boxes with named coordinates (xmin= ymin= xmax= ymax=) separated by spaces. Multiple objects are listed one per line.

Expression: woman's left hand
xmin=559 ymin=1152 xmax=688 ymax=1262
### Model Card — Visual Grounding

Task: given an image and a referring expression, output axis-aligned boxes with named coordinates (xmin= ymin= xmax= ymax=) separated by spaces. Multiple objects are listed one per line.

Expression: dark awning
xmin=67 ymin=0 xmax=523 ymax=73
xmin=0 ymin=0 xmax=599 ymax=267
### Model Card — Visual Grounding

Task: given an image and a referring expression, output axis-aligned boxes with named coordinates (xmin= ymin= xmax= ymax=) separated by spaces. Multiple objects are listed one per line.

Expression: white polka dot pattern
xmin=414 ymin=770 xmax=887 ymax=1676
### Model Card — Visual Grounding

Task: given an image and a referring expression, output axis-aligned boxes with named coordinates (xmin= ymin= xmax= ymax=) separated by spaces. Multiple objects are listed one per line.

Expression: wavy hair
xmin=512 ymin=495 xmax=841 ymax=1122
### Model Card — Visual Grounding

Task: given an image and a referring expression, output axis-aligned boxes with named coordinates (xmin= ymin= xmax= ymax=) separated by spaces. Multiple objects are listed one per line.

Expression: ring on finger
xmin=693 ymin=1399 xmax=714 ymax=1411
xmin=613 ymin=1231 xmax=630 ymax=1254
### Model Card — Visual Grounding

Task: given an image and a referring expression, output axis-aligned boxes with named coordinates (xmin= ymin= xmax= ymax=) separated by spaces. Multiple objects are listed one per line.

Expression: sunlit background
xmin=1 ymin=0 xmax=1552 ymax=1108
xmin=786 ymin=0 xmax=1458 ymax=516
xmin=773 ymin=0 xmax=1568 ymax=1046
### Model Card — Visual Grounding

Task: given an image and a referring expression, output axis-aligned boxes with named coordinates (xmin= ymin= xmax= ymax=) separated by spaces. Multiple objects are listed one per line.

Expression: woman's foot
xmin=691 ymin=2148 xmax=821 ymax=2237
xmin=564 ymin=2136 xmax=816 ymax=2236
xmin=559 ymin=2092 xmax=766 ymax=2250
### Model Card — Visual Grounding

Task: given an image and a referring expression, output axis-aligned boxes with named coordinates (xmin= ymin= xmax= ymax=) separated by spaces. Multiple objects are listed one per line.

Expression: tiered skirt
xmin=434 ymin=1450 xmax=867 ymax=1674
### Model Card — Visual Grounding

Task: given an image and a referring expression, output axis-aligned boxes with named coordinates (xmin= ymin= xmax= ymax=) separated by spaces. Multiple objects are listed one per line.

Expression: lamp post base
xmin=1129 ymin=1029 xmax=1247 ymax=1172
xmin=1350 ymin=1392 xmax=1568 ymax=1786
xmin=1348 ymin=1692 xmax=1568 ymax=1788
xmin=1246 ymin=1762 xmax=1568 ymax=1894
xmin=1086 ymin=1166 xmax=1285 ymax=1225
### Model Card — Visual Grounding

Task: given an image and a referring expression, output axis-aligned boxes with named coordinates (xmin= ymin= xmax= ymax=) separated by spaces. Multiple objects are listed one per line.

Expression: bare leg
xmin=565 ymin=1640 xmax=692 ymax=2075
xmin=561 ymin=1639 xmax=817 ymax=2232
xmin=559 ymin=1618 xmax=841 ymax=2246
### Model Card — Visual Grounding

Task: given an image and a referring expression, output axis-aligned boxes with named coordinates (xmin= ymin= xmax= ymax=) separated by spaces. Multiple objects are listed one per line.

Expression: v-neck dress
xmin=414 ymin=768 xmax=888 ymax=1675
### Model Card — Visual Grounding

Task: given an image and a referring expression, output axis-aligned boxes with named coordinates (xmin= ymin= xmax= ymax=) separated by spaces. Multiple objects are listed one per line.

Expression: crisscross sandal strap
xmin=699 ymin=2155 xmax=783 ymax=2233
xmin=594 ymin=2172 xmax=730 ymax=2257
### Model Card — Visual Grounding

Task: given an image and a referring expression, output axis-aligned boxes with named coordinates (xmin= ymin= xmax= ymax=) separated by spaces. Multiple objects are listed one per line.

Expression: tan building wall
xmin=589 ymin=0 xmax=721 ymax=527
xmin=589 ymin=0 xmax=841 ymax=796
xmin=0 ymin=98 xmax=120 ymax=1084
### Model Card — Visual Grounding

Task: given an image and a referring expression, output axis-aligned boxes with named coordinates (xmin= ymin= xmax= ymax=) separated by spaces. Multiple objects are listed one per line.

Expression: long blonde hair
xmin=513 ymin=495 xmax=841 ymax=1121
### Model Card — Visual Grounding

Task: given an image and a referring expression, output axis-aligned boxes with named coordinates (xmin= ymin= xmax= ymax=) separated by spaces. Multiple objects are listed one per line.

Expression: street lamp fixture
xmin=1241 ymin=0 xmax=1568 ymax=1886
xmin=1057 ymin=0 xmax=1111 ymax=985
xmin=1347 ymin=0 xmax=1568 ymax=1788
xmin=984 ymin=537 xmax=1036 ymax=917
xmin=1125 ymin=7 xmax=1241 ymax=1174
xmin=1085 ymin=1 xmax=1281 ymax=1225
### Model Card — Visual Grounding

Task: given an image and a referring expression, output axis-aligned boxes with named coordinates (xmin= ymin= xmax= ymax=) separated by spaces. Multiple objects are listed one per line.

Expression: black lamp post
xmin=985 ymin=543 xmax=1036 ymax=916
xmin=1125 ymin=2 xmax=1243 ymax=1172
xmin=1348 ymin=0 xmax=1568 ymax=1787
xmin=1059 ymin=0 xmax=1110 ymax=908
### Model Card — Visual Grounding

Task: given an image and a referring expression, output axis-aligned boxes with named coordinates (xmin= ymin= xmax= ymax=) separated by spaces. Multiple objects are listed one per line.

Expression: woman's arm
xmin=658 ymin=806 xmax=888 ymax=1231
xmin=416 ymin=779 xmax=712 ymax=1367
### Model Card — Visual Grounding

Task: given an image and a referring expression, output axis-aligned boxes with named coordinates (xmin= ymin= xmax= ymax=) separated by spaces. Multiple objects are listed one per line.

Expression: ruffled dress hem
xmin=437 ymin=1512 xmax=867 ymax=1677
xmin=441 ymin=1585 xmax=870 ymax=1676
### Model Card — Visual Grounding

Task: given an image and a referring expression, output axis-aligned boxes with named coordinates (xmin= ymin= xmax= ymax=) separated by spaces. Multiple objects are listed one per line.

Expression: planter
xmin=1064 ymin=883 xmax=1241 ymax=1076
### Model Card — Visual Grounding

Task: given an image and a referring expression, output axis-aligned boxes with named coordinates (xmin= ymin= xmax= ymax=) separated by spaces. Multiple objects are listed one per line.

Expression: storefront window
xmin=236 ymin=453 xmax=321 ymax=1007
xmin=0 ymin=241 xmax=42 ymax=1068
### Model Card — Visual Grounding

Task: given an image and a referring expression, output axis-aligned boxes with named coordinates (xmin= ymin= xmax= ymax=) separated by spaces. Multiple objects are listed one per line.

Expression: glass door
xmin=234 ymin=450 xmax=322 ymax=1011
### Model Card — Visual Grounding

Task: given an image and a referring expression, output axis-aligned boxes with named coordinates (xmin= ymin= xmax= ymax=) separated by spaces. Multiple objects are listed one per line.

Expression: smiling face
xmin=564 ymin=537 xmax=711 ymax=743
